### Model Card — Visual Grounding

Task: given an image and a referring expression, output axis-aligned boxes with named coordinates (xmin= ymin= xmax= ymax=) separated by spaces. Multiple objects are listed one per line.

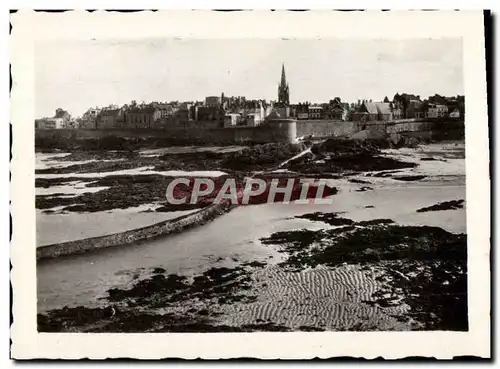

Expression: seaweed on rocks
xmin=36 ymin=175 xmax=227 ymax=212
xmin=287 ymin=154 xmax=416 ymax=174
xmin=241 ymin=260 xmax=268 ymax=268
xmin=106 ymin=273 xmax=190 ymax=305
xmin=417 ymin=199 xmax=465 ymax=213
xmin=285 ymin=139 xmax=416 ymax=174
xmin=348 ymin=178 xmax=372 ymax=184
xmin=356 ymin=219 xmax=394 ymax=226
xmin=295 ymin=212 xmax=393 ymax=227
xmin=38 ymin=265 xmax=261 ymax=332
xmin=221 ymin=142 xmax=307 ymax=172
xmin=356 ymin=186 xmax=373 ymax=192
xmin=295 ymin=212 xmax=354 ymax=226
xmin=392 ymin=175 xmax=426 ymax=181
xmin=38 ymin=306 xmax=275 ymax=333
xmin=37 ymin=306 xmax=116 ymax=332
xmin=311 ymin=138 xmax=381 ymax=156
xmin=105 ymin=266 xmax=257 ymax=309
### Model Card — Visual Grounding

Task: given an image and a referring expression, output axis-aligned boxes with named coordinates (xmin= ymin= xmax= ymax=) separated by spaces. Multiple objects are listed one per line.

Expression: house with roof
xmin=153 ymin=103 xmax=176 ymax=120
xmin=373 ymin=102 xmax=392 ymax=121
xmin=35 ymin=117 xmax=64 ymax=129
xmin=351 ymin=102 xmax=392 ymax=122
xmin=97 ymin=108 xmax=124 ymax=129
xmin=125 ymin=106 xmax=162 ymax=128
xmin=324 ymin=98 xmax=345 ymax=120
xmin=308 ymin=105 xmax=324 ymax=120
xmin=427 ymin=104 xmax=449 ymax=118
xmin=407 ymin=99 xmax=425 ymax=118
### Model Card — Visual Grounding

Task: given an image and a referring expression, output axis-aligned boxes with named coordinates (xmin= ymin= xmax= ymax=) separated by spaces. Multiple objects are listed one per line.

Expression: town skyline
xmin=36 ymin=38 xmax=464 ymax=118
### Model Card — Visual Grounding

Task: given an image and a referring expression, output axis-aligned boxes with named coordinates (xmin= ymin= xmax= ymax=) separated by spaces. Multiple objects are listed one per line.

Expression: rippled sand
xmin=214 ymin=264 xmax=411 ymax=331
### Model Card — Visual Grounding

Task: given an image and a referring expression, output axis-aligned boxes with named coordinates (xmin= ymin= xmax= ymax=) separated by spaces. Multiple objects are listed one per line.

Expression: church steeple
xmin=278 ymin=63 xmax=290 ymax=106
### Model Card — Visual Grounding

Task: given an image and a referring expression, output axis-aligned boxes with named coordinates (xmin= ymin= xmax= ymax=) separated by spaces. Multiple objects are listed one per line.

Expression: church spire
xmin=281 ymin=63 xmax=287 ymax=86
xmin=278 ymin=63 xmax=290 ymax=106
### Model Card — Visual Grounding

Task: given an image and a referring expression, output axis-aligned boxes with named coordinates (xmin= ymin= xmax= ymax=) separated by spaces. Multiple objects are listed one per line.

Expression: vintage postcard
xmin=10 ymin=10 xmax=490 ymax=359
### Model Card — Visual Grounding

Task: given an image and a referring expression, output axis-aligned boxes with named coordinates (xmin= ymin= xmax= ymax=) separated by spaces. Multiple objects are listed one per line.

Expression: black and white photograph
xmin=10 ymin=9 xmax=490 ymax=359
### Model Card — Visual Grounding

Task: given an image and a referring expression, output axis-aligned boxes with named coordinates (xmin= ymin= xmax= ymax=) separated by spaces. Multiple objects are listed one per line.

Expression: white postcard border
xmin=10 ymin=9 xmax=490 ymax=359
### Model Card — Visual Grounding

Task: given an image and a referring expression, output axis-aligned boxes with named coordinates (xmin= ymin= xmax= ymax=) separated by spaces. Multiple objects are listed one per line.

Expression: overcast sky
xmin=35 ymin=38 xmax=463 ymax=118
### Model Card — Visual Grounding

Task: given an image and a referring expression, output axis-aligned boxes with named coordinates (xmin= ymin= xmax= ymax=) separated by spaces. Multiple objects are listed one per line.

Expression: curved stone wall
xmin=37 ymin=203 xmax=234 ymax=261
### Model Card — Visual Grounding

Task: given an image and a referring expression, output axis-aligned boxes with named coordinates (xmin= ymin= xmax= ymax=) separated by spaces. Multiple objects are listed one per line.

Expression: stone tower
xmin=278 ymin=63 xmax=290 ymax=106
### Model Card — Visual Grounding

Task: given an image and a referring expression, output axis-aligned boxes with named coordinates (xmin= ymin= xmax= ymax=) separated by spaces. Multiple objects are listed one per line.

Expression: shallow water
xmin=36 ymin=205 xmax=197 ymax=246
xmin=35 ymin=181 xmax=110 ymax=196
xmin=36 ymin=153 xmax=125 ymax=171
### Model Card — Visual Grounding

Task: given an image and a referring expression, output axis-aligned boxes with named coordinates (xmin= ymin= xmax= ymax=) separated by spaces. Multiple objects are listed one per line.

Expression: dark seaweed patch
xmin=348 ymin=178 xmax=372 ymax=184
xmin=38 ymin=265 xmax=262 ymax=332
xmin=392 ymin=175 xmax=426 ymax=181
xmin=417 ymin=199 xmax=465 ymax=213
xmin=295 ymin=212 xmax=354 ymax=226
xmin=356 ymin=186 xmax=374 ymax=192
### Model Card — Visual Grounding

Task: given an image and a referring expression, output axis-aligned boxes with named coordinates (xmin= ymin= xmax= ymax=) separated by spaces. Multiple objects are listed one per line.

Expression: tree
xmin=383 ymin=96 xmax=390 ymax=103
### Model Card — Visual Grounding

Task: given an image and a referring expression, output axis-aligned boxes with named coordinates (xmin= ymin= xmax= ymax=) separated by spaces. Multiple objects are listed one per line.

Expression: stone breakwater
xmin=36 ymin=203 xmax=234 ymax=261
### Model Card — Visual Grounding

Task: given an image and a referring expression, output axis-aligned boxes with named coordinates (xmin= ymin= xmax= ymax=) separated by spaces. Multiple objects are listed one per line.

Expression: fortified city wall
xmin=35 ymin=118 xmax=459 ymax=146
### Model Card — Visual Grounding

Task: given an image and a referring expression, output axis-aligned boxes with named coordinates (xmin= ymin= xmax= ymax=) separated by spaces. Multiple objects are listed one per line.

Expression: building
xmin=427 ymin=104 xmax=449 ymax=118
xmin=195 ymin=106 xmax=222 ymax=121
xmin=407 ymin=99 xmax=424 ymax=119
xmin=294 ymin=102 xmax=309 ymax=120
xmin=391 ymin=104 xmax=403 ymax=120
xmin=245 ymin=109 xmax=265 ymax=127
xmin=97 ymin=109 xmax=124 ymax=129
xmin=153 ymin=103 xmax=175 ymax=119
xmin=351 ymin=101 xmax=392 ymax=121
xmin=35 ymin=117 xmax=64 ymax=129
xmin=277 ymin=63 xmax=290 ymax=106
xmin=125 ymin=106 xmax=161 ymax=128
xmin=66 ymin=118 xmax=78 ymax=129
xmin=205 ymin=96 xmax=221 ymax=108
xmin=374 ymin=102 xmax=392 ymax=121
xmin=54 ymin=109 xmax=71 ymax=128
xmin=80 ymin=107 xmax=101 ymax=129
xmin=324 ymin=98 xmax=345 ymax=120
xmin=224 ymin=113 xmax=242 ymax=128
xmin=308 ymin=106 xmax=324 ymax=120
xmin=35 ymin=108 xmax=71 ymax=129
